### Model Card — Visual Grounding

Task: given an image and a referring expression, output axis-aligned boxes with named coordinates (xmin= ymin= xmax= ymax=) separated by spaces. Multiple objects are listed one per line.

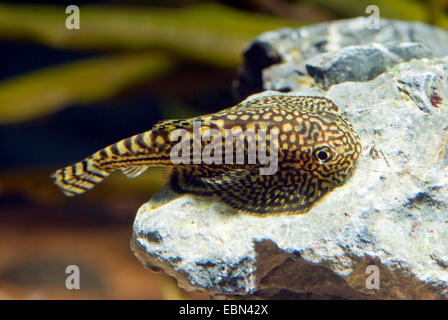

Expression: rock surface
xmin=131 ymin=18 xmax=448 ymax=299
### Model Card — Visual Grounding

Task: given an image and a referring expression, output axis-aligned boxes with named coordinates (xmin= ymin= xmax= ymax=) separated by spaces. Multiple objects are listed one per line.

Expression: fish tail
xmin=51 ymin=157 xmax=111 ymax=196
xmin=51 ymin=129 xmax=175 ymax=196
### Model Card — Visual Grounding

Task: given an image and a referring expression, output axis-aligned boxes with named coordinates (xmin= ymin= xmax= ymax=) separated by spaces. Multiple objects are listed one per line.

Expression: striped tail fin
xmin=51 ymin=127 xmax=177 ymax=196
xmin=51 ymin=157 xmax=111 ymax=196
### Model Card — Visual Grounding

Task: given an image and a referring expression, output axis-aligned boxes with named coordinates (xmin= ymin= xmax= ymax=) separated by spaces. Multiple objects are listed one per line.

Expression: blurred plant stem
xmin=0 ymin=3 xmax=302 ymax=67
xmin=0 ymin=53 xmax=176 ymax=124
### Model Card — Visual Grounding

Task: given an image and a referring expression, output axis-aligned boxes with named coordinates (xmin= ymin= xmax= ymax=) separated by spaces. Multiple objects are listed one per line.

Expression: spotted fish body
xmin=52 ymin=95 xmax=361 ymax=215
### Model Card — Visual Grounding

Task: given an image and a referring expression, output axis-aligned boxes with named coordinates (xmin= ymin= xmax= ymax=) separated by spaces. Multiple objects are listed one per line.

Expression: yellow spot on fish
xmin=263 ymin=112 xmax=272 ymax=120
xmin=283 ymin=123 xmax=293 ymax=132
xmin=290 ymin=134 xmax=296 ymax=143
xmin=213 ymin=119 xmax=225 ymax=127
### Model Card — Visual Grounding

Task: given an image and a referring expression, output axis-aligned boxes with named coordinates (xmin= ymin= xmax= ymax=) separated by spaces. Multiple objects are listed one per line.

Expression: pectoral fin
xmin=121 ymin=166 xmax=149 ymax=178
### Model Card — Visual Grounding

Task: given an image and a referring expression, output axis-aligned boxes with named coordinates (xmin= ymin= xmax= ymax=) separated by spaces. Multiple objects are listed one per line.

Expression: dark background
xmin=0 ymin=0 xmax=445 ymax=300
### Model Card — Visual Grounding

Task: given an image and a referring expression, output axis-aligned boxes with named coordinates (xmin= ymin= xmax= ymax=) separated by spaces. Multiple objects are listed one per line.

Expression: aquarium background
xmin=0 ymin=0 xmax=446 ymax=299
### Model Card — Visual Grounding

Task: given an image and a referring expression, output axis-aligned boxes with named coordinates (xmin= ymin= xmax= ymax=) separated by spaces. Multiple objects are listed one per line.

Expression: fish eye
xmin=317 ymin=150 xmax=329 ymax=161
xmin=314 ymin=147 xmax=332 ymax=163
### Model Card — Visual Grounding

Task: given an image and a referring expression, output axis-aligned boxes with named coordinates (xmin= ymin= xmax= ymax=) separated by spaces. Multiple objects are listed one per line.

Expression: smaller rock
xmin=306 ymin=42 xmax=433 ymax=89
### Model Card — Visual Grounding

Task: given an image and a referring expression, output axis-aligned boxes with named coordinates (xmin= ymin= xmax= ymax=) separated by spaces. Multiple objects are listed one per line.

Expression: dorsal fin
xmin=294 ymin=96 xmax=340 ymax=113
xmin=151 ymin=117 xmax=222 ymax=134
xmin=121 ymin=166 xmax=148 ymax=178
xmin=152 ymin=118 xmax=206 ymax=132
xmin=224 ymin=95 xmax=340 ymax=114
